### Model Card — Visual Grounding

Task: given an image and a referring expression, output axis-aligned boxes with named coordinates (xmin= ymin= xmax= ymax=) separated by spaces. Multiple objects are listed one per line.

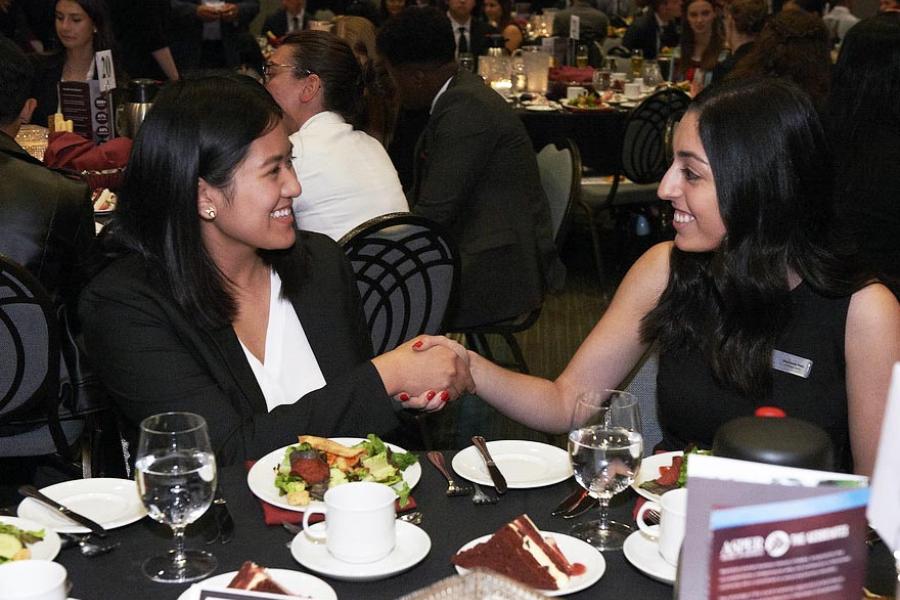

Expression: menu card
xmin=58 ymin=80 xmax=116 ymax=144
xmin=867 ymin=363 xmax=900 ymax=553
xmin=677 ymin=454 xmax=869 ymax=599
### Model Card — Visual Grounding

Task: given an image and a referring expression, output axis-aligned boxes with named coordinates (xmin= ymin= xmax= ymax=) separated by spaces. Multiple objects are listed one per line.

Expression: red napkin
xmin=549 ymin=66 xmax=596 ymax=84
xmin=244 ymin=460 xmax=417 ymax=526
xmin=43 ymin=132 xmax=131 ymax=171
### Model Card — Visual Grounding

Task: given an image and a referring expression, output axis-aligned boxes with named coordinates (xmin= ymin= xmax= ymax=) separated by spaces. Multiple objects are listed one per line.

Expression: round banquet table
xmin=56 ymin=454 xmax=674 ymax=599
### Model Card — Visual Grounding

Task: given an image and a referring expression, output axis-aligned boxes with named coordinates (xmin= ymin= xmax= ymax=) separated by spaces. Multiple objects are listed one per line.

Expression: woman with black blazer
xmin=78 ymin=75 xmax=472 ymax=466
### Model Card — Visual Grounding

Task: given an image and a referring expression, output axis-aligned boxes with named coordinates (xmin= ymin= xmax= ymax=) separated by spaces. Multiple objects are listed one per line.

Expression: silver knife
xmin=18 ymin=485 xmax=108 ymax=537
xmin=471 ymin=436 xmax=508 ymax=494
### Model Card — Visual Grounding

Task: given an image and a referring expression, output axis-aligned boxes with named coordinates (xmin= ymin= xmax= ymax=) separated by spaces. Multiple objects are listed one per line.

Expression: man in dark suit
xmin=0 ymin=37 xmax=93 ymax=318
xmin=169 ymin=0 xmax=259 ymax=72
xmin=377 ymin=8 xmax=565 ymax=329
xmin=262 ymin=0 xmax=310 ymax=37
xmin=446 ymin=0 xmax=496 ymax=59
xmin=622 ymin=0 xmax=682 ymax=59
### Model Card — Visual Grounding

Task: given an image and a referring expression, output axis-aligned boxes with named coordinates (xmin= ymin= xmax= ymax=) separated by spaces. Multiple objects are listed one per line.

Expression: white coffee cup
xmin=631 ymin=77 xmax=644 ymax=88
xmin=566 ymin=86 xmax=588 ymax=101
xmin=302 ymin=481 xmax=396 ymax=563
xmin=0 ymin=560 xmax=68 ymax=600
xmin=636 ymin=487 xmax=688 ymax=566
xmin=624 ymin=82 xmax=642 ymax=100
xmin=612 ymin=72 xmax=627 ymax=90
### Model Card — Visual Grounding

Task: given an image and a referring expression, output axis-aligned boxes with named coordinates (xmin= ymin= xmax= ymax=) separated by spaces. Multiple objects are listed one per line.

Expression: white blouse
xmin=239 ymin=270 xmax=326 ymax=412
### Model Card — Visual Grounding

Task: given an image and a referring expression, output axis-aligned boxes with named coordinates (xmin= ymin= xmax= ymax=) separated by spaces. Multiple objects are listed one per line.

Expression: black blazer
xmin=78 ymin=232 xmax=401 ymax=466
xmin=169 ymin=0 xmax=260 ymax=71
xmin=262 ymin=8 xmax=311 ymax=37
xmin=622 ymin=10 xmax=680 ymax=60
xmin=0 ymin=132 xmax=93 ymax=314
xmin=411 ymin=69 xmax=565 ymax=329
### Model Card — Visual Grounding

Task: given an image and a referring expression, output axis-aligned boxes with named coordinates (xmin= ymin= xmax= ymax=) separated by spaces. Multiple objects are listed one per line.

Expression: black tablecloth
xmin=517 ymin=108 xmax=627 ymax=175
xmin=58 ymin=456 xmax=674 ymax=599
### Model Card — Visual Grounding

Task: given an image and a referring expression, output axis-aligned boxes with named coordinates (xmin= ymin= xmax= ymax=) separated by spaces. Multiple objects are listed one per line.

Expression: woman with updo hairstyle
xmin=726 ymin=9 xmax=830 ymax=109
xmin=482 ymin=0 xmax=522 ymax=53
xmin=30 ymin=0 xmax=125 ymax=126
xmin=710 ymin=0 xmax=767 ymax=84
xmin=678 ymin=0 xmax=725 ymax=90
xmin=264 ymin=30 xmax=408 ymax=241
xmin=79 ymin=74 xmax=472 ymax=465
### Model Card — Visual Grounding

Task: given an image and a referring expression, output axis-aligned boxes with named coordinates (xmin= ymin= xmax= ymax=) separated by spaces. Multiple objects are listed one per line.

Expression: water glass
xmin=135 ymin=412 xmax=217 ymax=583
xmin=642 ymin=60 xmax=663 ymax=88
xmin=629 ymin=49 xmax=644 ymax=80
xmin=568 ymin=390 xmax=643 ymax=551
xmin=576 ymin=44 xmax=589 ymax=68
xmin=458 ymin=52 xmax=476 ymax=73
xmin=592 ymin=68 xmax=610 ymax=93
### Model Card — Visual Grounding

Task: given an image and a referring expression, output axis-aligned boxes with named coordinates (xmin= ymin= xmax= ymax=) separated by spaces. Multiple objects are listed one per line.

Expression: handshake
xmin=371 ymin=336 xmax=476 ymax=413
xmin=197 ymin=2 xmax=240 ymax=22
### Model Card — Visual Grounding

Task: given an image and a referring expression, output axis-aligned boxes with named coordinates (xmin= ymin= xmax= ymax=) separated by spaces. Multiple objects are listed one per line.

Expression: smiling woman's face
xmin=657 ymin=111 xmax=726 ymax=253
xmin=687 ymin=0 xmax=715 ymax=36
xmin=55 ymin=0 xmax=94 ymax=52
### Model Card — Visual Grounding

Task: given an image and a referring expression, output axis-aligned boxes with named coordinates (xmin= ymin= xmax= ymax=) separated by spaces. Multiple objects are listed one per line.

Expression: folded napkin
xmin=549 ymin=66 xmax=595 ymax=84
xmin=244 ymin=460 xmax=417 ymax=526
xmin=43 ymin=132 xmax=131 ymax=172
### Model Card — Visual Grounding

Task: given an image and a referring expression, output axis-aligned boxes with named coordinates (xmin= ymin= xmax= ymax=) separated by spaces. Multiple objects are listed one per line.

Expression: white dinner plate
xmin=291 ymin=520 xmax=430 ymax=582
xmin=247 ymin=438 xmax=422 ymax=513
xmin=176 ymin=568 xmax=337 ymax=600
xmin=525 ymin=104 xmax=556 ymax=111
xmin=17 ymin=478 xmax=147 ymax=534
xmin=454 ymin=530 xmax=606 ymax=596
xmin=451 ymin=440 xmax=572 ymax=489
xmin=622 ymin=529 xmax=676 ymax=584
xmin=631 ymin=451 xmax=683 ymax=503
xmin=0 ymin=516 xmax=62 ymax=562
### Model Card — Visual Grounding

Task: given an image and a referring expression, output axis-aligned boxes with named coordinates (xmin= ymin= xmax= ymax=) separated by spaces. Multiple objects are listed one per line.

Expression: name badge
xmin=772 ymin=349 xmax=813 ymax=379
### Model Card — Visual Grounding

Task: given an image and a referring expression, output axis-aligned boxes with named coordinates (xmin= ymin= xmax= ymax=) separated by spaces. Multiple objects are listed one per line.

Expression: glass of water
xmin=568 ymin=390 xmax=642 ymax=551
xmin=135 ymin=412 xmax=217 ymax=583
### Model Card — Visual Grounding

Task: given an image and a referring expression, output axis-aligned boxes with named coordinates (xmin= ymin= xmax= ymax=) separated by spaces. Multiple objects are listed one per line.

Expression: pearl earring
xmin=205 ymin=207 xmax=216 ymax=219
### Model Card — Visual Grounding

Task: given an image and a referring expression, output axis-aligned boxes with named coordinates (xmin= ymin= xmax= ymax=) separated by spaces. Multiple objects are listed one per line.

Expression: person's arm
xmin=53 ymin=178 xmax=94 ymax=317
xmin=844 ymin=282 xmax=900 ymax=476
xmin=220 ymin=0 xmax=259 ymax=24
xmin=151 ymin=46 xmax=180 ymax=79
xmin=423 ymin=242 xmax=672 ymax=432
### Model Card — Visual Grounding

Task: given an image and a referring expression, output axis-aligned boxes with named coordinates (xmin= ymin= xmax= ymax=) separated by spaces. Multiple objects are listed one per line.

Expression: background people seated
xmin=30 ymin=0 xmax=124 ymax=128
xmin=709 ymin=0 xmax=766 ymax=85
xmin=827 ymin=14 xmax=900 ymax=297
xmin=623 ymin=0 xmax=683 ymax=59
xmin=265 ymin=31 xmax=408 ymax=241
xmin=483 ymin=0 xmax=523 ymax=53
xmin=79 ymin=75 xmax=470 ymax=465
xmin=107 ymin=0 xmax=179 ymax=80
xmin=677 ymin=0 xmax=723 ymax=91
xmin=377 ymin=8 xmax=565 ymax=330
xmin=169 ymin=0 xmax=259 ymax=72
xmin=553 ymin=0 xmax=608 ymax=60
xmin=446 ymin=0 xmax=495 ymax=59
xmin=726 ymin=9 xmax=830 ymax=110
xmin=263 ymin=0 xmax=310 ymax=37
xmin=418 ymin=78 xmax=900 ymax=477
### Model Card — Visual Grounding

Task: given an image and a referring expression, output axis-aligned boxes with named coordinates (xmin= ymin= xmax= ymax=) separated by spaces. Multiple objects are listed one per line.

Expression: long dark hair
xmin=55 ymin=0 xmax=115 ymax=53
xmin=679 ymin=0 xmax=724 ymax=73
xmin=641 ymin=78 xmax=866 ymax=399
xmin=106 ymin=75 xmax=284 ymax=329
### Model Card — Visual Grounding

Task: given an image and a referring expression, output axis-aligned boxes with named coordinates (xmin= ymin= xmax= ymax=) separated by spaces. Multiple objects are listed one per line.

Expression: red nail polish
xmin=426 ymin=390 xmax=436 ymax=400
xmin=439 ymin=391 xmax=449 ymax=402
xmin=412 ymin=340 xmax=423 ymax=349
xmin=399 ymin=393 xmax=409 ymax=402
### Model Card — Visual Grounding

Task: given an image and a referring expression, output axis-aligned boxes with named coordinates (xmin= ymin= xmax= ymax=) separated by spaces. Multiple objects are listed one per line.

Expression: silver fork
xmin=426 ymin=451 xmax=473 ymax=497
xmin=472 ymin=483 xmax=498 ymax=505
xmin=61 ymin=533 xmax=119 ymax=557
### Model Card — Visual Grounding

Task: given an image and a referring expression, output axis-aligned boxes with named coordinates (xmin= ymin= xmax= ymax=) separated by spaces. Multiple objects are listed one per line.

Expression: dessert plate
xmin=17 ymin=478 xmax=147 ymax=534
xmin=631 ymin=451 xmax=683 ymax=503
xmin=622 ymin=529 xmax=676 ymax=584
xmin=454 ymin=531 xmax=606 ymax=596
xmin=291 ymin=520 xmax=430 ymax=581
xmin=452 ymin=440 xmax=572 ymax=489
xmin=176 ymin=568 xmax=337 ymax=600
xmin=247 ymin=437 xmax=422 ymax=512
xmin=0 ymin=516 xmax=62 ymax=561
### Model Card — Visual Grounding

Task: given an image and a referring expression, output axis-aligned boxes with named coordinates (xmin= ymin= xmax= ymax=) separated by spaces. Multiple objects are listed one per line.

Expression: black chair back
xmin=536 ymin=139 xmax=582 ymax=249
xmin=339 ymin=213 xmax=459 ymax=355
xmin=620 ymin=86 xmax=691 ymax=184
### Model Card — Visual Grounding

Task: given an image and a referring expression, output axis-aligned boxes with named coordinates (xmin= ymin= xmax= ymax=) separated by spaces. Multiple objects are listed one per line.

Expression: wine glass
xmin=568 ymin=390 xmax=643 ymax=551
xmin=135 ymin=412 xmax=218 ymax=583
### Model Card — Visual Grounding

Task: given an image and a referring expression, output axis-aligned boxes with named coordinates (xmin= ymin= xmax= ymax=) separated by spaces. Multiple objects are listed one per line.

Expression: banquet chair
xmin=622 ymin=350 xmax=663 ymax=455
xmin=339 ymin=213 xmax=459 ymax=356
xmin=0 ymin=255 xmax=87 ymax=474
xmin=579 ymin=86 xmax=691 ymax=277
xmin=456 ymin=140 xmax=581 ymax=374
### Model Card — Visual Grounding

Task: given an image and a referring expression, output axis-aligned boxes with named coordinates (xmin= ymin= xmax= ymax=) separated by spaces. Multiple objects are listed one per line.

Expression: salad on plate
xmin=274 ymin=434 xmax=417 ymax=508
xmin=0 ymin=522 xmax=45 ymax=563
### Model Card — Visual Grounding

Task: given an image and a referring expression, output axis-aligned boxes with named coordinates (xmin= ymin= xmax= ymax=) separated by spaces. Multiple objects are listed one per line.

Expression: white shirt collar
xmin=430 ymin=75 xmax=454 ymax=114
xmin=447 ymin=13 xmax=472 ymax=29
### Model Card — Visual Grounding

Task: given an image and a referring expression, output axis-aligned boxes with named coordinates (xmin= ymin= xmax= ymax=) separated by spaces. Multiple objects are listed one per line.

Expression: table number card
xmin=570 ymin=15 xmax=580 ymax=40
xmin=95 ymin=49 xmax=116 ymax=93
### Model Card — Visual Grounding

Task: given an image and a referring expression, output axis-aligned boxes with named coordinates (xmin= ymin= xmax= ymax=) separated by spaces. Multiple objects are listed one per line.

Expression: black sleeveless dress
xmin=656 ymin=282 xmax=853 ymax=471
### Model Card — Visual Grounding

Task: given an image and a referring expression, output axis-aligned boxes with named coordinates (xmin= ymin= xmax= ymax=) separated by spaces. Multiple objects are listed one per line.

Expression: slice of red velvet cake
xmin=227 ymin=561 xmax=291 ymax=595
xmin=452 ymin=514 xmax=585 ymax=590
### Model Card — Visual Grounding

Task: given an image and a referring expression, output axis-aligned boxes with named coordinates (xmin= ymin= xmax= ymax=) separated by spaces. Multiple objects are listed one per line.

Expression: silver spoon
xmin=61 ymin=533 xmax=119 ymax=557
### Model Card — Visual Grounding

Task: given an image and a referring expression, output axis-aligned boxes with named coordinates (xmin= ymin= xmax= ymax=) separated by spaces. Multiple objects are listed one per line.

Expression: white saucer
xmin=17 ymin=478 xmax=147 ymax=534
xmin=452 ymin=440 xmax=573 ymax=489
xmin=525 ymin=104 xmax=556 ymax=112
xmin=290 ymin=520 xmax=430 ymax=581
xmin=176 ymin=568 xmax=337 ymax=600
xmin=631 ymin=451 xmax=683 ymax=503
xmin=622 ymin=530 xmax=676 ymax=584
xmin=0 ymin=516 xmax=62 ymax=561
xmin=454 ymin=531 xmax=606 ymax=596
